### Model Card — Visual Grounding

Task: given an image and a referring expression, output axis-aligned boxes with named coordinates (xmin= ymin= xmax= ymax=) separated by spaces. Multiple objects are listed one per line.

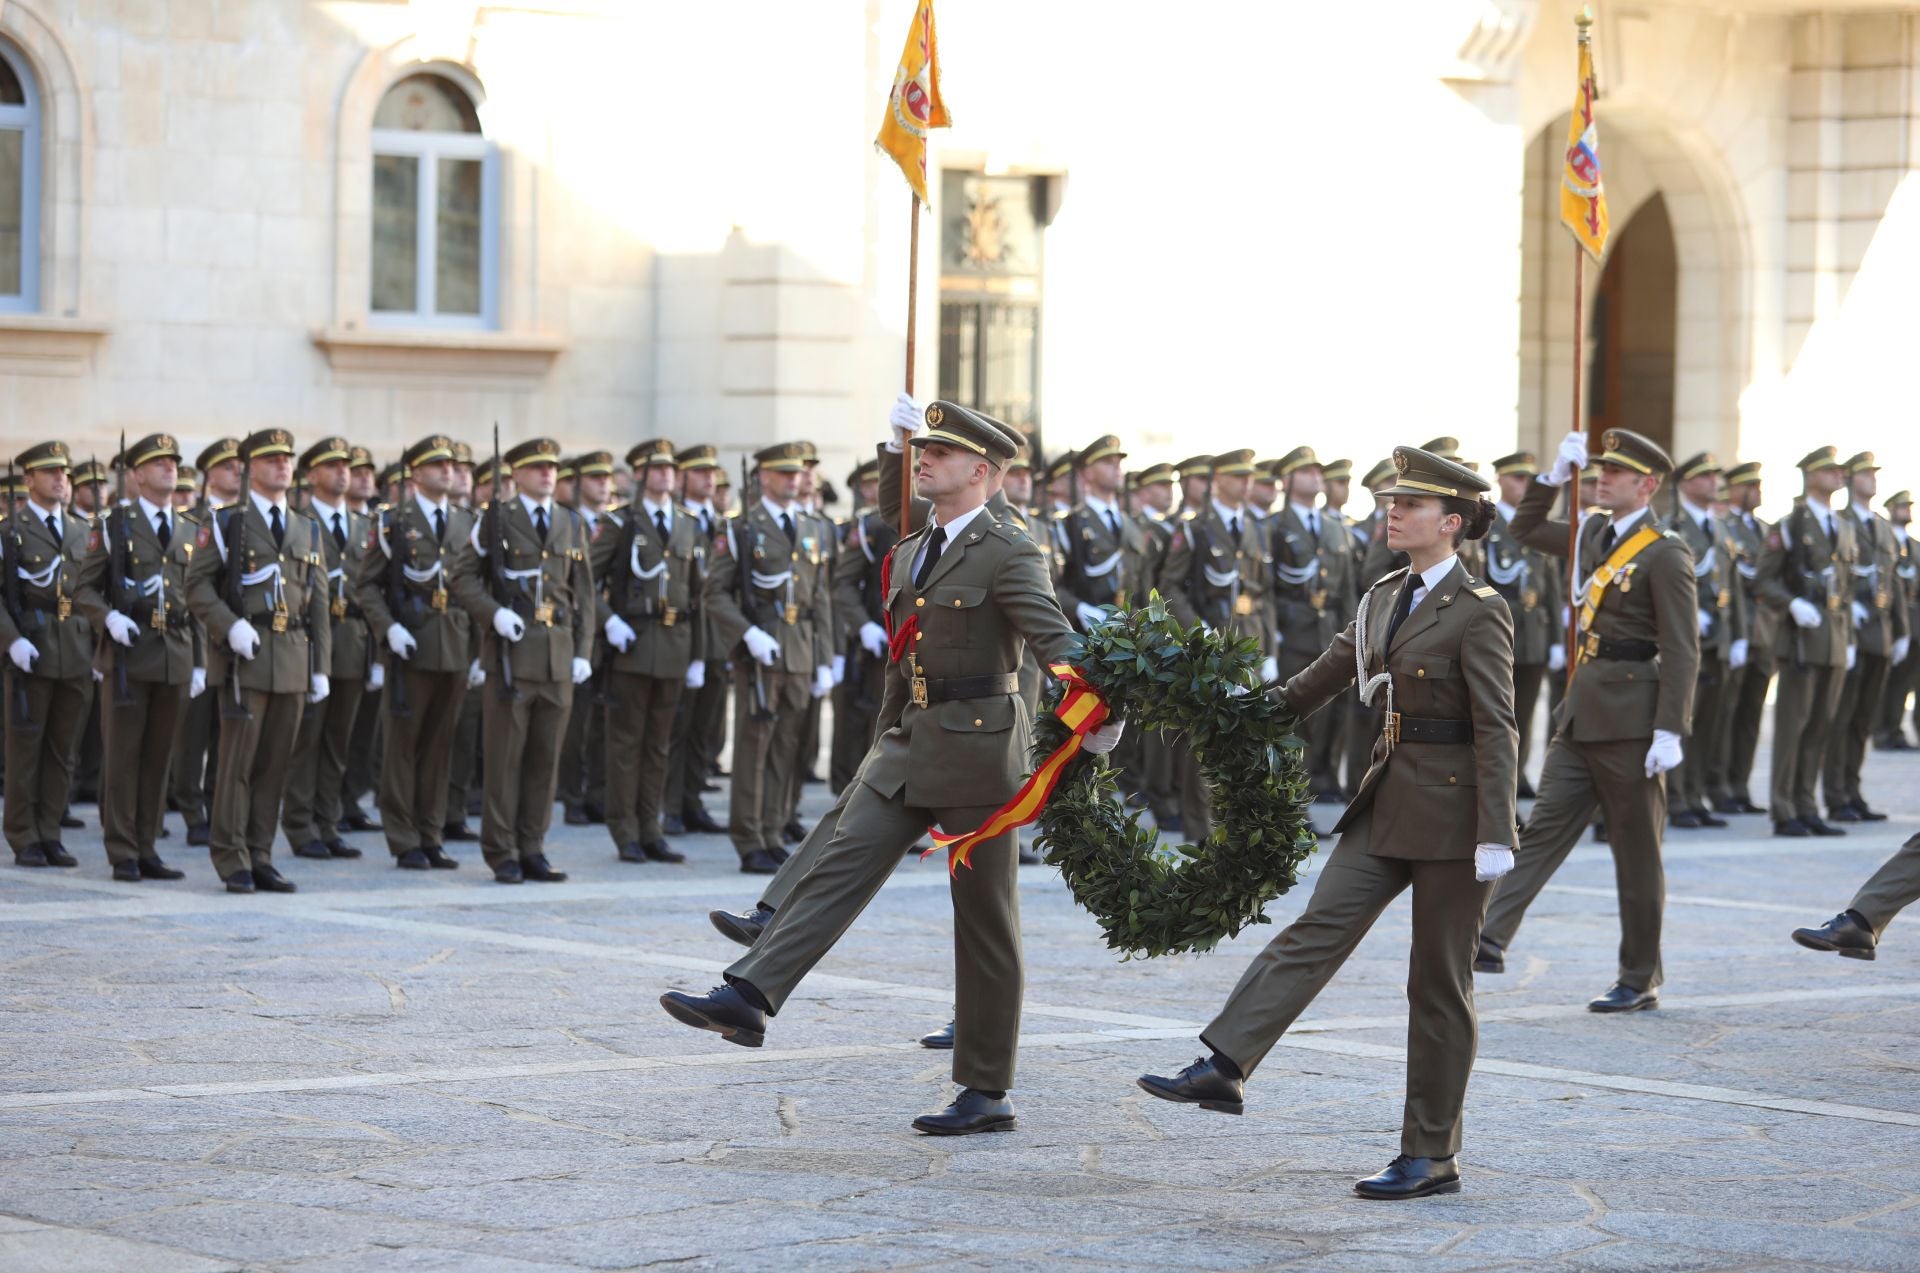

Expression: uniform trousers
xmin=99 ymin=679 xmax=186 ymax=865
xmin=664 ymin=658 xmax=726 ymax=819
xmin=1668 ymin=654 xmax=1723 ymax=814
xmin=1512 ymin=664 xmax=1547 ymax=787
xmin=208 ymin=688 xmax=305 ymax=880
xmin=1716 ymin=652 xmax=1773 ymax=802
xmin=1770 ymin=662 xmax=1845 ymax=823
xmin=1824 ymin=651 xmax=1890 ymax=811
xmin=282 ymin=676 xmax=365 ymax=848
xmin=1850 ymin=832 xmax=1920 ymax=938
xmin=168 ymin=689 xmax=216 ymax=829
xmin=2 ymin=671 xmax=88 ymax=853
xmin=726 ymin=666 xmax=810 ymax=860
xmin=380 ymin=668 xmax=467 ymax=855
xmin=445 ymin=685 xmax=482 ymax=823
xmin=604 ymin=670 xmax=682 ymax=848
xmin=480 ymin=677 xmax=571 ymax=868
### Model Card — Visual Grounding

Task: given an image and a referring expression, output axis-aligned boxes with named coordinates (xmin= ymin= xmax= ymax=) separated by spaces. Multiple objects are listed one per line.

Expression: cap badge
xmin=925 ymin=406 xmax=944 ymax=427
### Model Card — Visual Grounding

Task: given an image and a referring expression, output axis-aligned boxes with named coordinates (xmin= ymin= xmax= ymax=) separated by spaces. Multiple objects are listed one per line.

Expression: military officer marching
xmin=1665 ymin=452 xmax=1744 ymax=829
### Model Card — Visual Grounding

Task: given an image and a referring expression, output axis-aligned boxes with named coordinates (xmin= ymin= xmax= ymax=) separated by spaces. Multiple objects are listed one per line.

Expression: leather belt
xmin=248 ymin=612 xmax=309 ymax=633
xmin=916 ymin=672 xmax=1019 ymax=704
xmin=1582 ymin=634 xmax=1657 ymax=662
xmin=1384 ymin=715 xmax=1474 ymax=745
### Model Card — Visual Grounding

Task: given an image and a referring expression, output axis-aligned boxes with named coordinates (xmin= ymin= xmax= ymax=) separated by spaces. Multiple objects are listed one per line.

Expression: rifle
xmin=382 ymin=506 xmax=411 ymax=719
xmin=488 ymin=423 xmax=517 ymax=701
xmin=600 ymin=504 xmax=636 ymax=709
xmin=2 ymin=459 xmax=33 ymax=729
xmin=221 ymin=448 xmax=253 ymax=720
xmin=738 ymin=454 xmax=773 ymax=722
xmin=106 ymin=437 xmax=135 ymax=707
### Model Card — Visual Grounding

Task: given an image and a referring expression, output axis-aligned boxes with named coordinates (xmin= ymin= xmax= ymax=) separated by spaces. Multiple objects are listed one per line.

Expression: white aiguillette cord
xmin=1351 ymin=578 xmax=1395 ymax=725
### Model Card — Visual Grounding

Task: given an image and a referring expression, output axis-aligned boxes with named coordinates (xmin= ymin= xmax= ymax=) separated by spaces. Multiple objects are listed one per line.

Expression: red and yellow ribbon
xmin=927 ymin=663 xmax=1109 ymax=872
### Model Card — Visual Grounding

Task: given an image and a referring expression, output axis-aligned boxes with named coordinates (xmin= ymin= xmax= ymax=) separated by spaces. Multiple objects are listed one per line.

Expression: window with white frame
xmin=0 ymin=43 xmax=41 ymax=313
xmin=370 ymin=71 xmax=498 ymax=328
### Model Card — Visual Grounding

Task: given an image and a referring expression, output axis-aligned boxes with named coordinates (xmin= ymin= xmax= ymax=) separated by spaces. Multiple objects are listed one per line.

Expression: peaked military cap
xmin=378 ymin=461 xmax=406 ymax=488
xmin=1885 ymin=489 xmax=1912 ymax=508
xmin=1321 ymin=458 xmax=1353 ymax=482
xmin=505 ymin=437 xmax=562 ymax=470
xmin=713 ymin=465 xmax=732 ymax=487
xmin=174 ymin=464 xmax=198 ymax=492
xmin=1418 ymin=436 xmax=1462 ymax=461
xmin=240 ymin=428 xmax=295 ymax=461
xmin=1796 ymin=445 xmax=1842 ymax=472
xmin=348 ymin=445 xmax=375 ymax=470
xmin=555 ymin=459 xmax=576 ymax=481
xmin=1725 ymin=461 xmax=1762 ymax=487
xmin=628 ymin=439 xmax=677 ymax=469
xmin=16 ymin=440 xmax=71 ymax=472
xmin=1845 ymin=450 xmax=1880 ymax=475
xmin=1075 ymin=433 xmax=1126 ymax=467
xmin=1135 ymin=462 xmax=1176 ymax=486
xmin=912 ymin=401 xmax=1017 ymax=464
xmin=299 ymin=436 xmax=352 ymax=470
xmin=1211 ymin=449 xmax=1257 ymax=477
xmin=1176 ymin=454 xmax=1215 ymax=479
xmin=849 ymin=458 xmax=879 ymax=486
xmin=1676 ymin=451 xmax=1721 ymax=481
xmin=797 ymin=440 xmax=821 ymax=466
xmin=472 ymin=460 xmax=497 ymax=488
xmin=573 ymin=450 xmax=614 ymax=477
xmin=403 ymin=435 xmax=456 ymax=471
xmin=1252 ymin=459 xmax=1280 ymax=481
xmin=754 ymin=441 xmax=809 ymax=472
xmin=71 ymin=459 xmax=109 ymax=487
xmin=197 ymin=437 xmax=241 ymax=471
xmin=449 ymin=440 xmax=474 ymax=465
xmin=676 ymin=444 xmax=719 ymax=471
xmin=1005 ymin=449 xmax=1032 ymax=474
xmin=1492 ymin=451 xmax=1537 ymax=477
xmin=1379 ymin=445 xmax=1493 ymax=500
xmin=1044 ymin=454 xmax=1076 ymax=483
xmin=1594 ymin=428 xmax=1673 ymax=476
xmin=1363 ymin=458 xmax=1398 ymax=491
xmin=1275 ymin=445 xmax=1321 ymax=477
xmin=117 ymin=433 xmax=182 ymax=471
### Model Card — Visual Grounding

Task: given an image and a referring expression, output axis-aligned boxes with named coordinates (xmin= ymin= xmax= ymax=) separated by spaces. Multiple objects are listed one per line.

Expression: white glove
xmin=1082 ymin=719 xmax=1126 ymax=754
xmin=1895 ymin=636 xmax=1911 ymax=666
xmin=387 ymin=623 xmax=417 ymax=660
xmin=1787 ymin=597 xmax=1822 ymax=630
xmin=105 ymin=611 xmax=140 ymax=647
xmin=467 ymin=659 xmax=486 ymax=689
xmin=742 ymin=625 xmax=781 ymax=667
xmin=1697 ymin=609 xmax=1713 ymax=638
xmin=1475 ymin=844 xmax=1516 ymax=883
xmin=831 ymin=654 xmax=845 ymax=685
xmin=685 ymin=660 xmax=706 ymax=690
xmin=226 ymin=619 xmax=259 ymax=661
xmin=91 ymin=667 xmax=104 ymax=683
xmin=368 ymin=663 xmax=385 ymax=691
xmin=189 ymin=667 xmax=206 ymax=699
xmin=1548 ymin=642 xmax=1567 ymax=672
xmin=811 ymin=664 xmax=833 ymax=698
xmin=308 ymin=673 xmax=330 ymax=705
xmin=1852 ymin=600 xmax=1870 ymax=627
xmin=493 ymin=608 xmax=526 ymax=642
xmin=1259 ymin=654 xmax=1279 ymax=682
xmin=571 ymin=656 xmax=593 ymax=685
xmin=1846 ymin=643 xmax=1858 ymax=671
xmin=886 ymin=391 xmax=922 ymax=449
xmin=605 ymin=614 xmax=637 ymax=652
xmin=1544 ymin=431 xmax=1589 ymax=486
xmin=859 ymin=620 xmax=888 ymax=658
xmin=1075 ymin=601 xmax=1106 ymax=630
xmin=1729 ymin=638 xmax=1749 ymax=670
xmin=1643 ymin=728 xmax=1683 ymax=778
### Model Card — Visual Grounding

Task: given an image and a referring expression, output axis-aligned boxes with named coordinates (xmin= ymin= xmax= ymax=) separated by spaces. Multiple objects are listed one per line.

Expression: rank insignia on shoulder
xmin=1470 ymin=584 xmax=1498 ymax=598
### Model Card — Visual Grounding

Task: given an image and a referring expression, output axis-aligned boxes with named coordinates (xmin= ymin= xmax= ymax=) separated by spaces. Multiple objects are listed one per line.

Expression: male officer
xmin=560 ymin=451 xmax=617 ymax=827
xmin=662 ymin=444 xmax=730 ymax=836
xmin=1486 ymin=452 xmax=1563 ymax=798
xmin=1128 ymin=462 xmax=1187 ymax=826
xmin=702 ymin=442 xmax=834 ymax=874
xmin=456 ymin=437 xmax=594 ymax=883
xmin=1825 ymin=452 xmax=1907 ymax=822
xmin=184 ymin=429 xmax=332 ymax=894
xmin=281 ymin=437 xmax=374 ymax=864
xmin=169 ymin=438 xmax=243 ymax=847
xmin=1759 ymin=446 xmax=1857 ymax=837
xmin=1304 ymin=457 xmax=1359 ymax=800
xmin=355 ymin=435 xmax=475 ymax=871
xmin=1268 ymin=447 xmax=1340 ymax=811
xmin=831 ymin=458 xmax=893 ymax=793
xmin=662 ymin=401 xmax=1122 ymax=1135
xmin=1477 ymin=429 xmax=1699 ymax=1012
xmin=600 ymin=439 xmax=703 ymax=866
xmin=78 ymin=433 xmax=199 ymax=881
xmin=1666 ymin=453 xmax=1742 ymax=829
xmin=0 ymin=442 xmax=95 ymax=868
xmin=1054 ymin=435 xmax=1147 ymax=632
xmin=66 ymin=458 xmax=110 ymax=807
xmin=1877 ymin=491 xmax=1918 ymax=749
xmin=1710 ymin=461 xmax=1772 ymax=812
xmin=1792 ymin=831 xmax=1920 ymax=961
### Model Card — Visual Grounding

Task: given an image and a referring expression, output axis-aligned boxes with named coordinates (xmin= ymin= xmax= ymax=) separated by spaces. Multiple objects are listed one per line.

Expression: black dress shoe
xmin=1711 ymin=796 xmax=1745 ymax=815
xmin=912 ymin=1088 xmax=1016 ymax=1135
xmin=1697 ymin=811 xmax=1728 ymax=828
xmin=225 ymin=870 xmax=256 ymax=894
xmin=112 ymin=859 xmax=141 ymax=882
xmin=684 ymin=808 xmax=725 ymax=834
xmin=1734 ymin=797 xmax=1766 ymax=814
xmin=442 ymin=821 xmax=477 ymax=842
xmin=1516 ymin=777 xmax=1537 ymax=800
xmin=253 ymin=865 xmax=297 ymax=893
xmin=1828 ymin=804 xmax=1863 ymax=824
xmin=920 ymin=1020 xmax=956 ymax=1049
xmin=659 ymin=984 xmax=766 ymax=1047
xmin=422 ymin=846 xmax=459 ymax=869
xmin=782 ymin=820 xmax=807 ymax=845
xmin=59 ymin=813 xmax=83 ymax=830
xmin=563 ymin=805 xmax=592 ymax=826
xmin=396 ymin=848 xmax=430 ymax=870
xmin=325 ymin=839 xmax=362 ymax=859
xmin=1855 ymin=802 xmax=1889 ymax=822
xmin=1588 ymin=983 xmax=1657 ymax=1013
xmin=158 ymin=826 xmax=171 ymax=839
xmin=661 ymin=814 xmax=687 ymax=836
xmin=1473 ymin=936 xmax=1504 ymax=974
xmin=583 ymin=802 xmax=606 ymax=824
xmin=617 ymin=841 xmax=649 ymax=863
xmin=340 ymin=810 xmax=383 ymax=833
xmin=493 ymin=860 xmax=524 ymax=884
xmin=12 ymin=844 xmax=48 ymax=867
xmin=1805 ymin=817 xmax=1847 ymax=837
xmin=1354 ymin=1154 xmax=1460 ymax=1200
xmin=294 ymin=839 xmax=332 ymax=860
xmin=139 ymin=857 xmax=184 ymax=881
xmin=1774 ymin=818 xmax=1812 ymax=837
xmin=739 ymin=849 xmax=781 ymax=875
xmin=1593 ymin=821 xmax=1609 ymax=843
xmin=769 ymin=845 xmax=791 ymax=865
xmin=1792 ymin=910 xmax=1877 ymax=960
xmin=1669 ymin=810 xmax=1705 ymax=829
xmin=1137 ymin=1056 xmax=1245 ymax=1115
xmin=710 ymin=904 xmax=772 ymax=946
xmin=642 ymin=840 xmax=686 ymax=863
xmin=522 ymin=854 xmax=567 ymax=882
xmin=186 ymin=823 xmax=211 ymax=846
xmin=1876 ymin=733 xmax=1914 ymax=751
xmin=42 ymin=843 xmax=78 ymax=867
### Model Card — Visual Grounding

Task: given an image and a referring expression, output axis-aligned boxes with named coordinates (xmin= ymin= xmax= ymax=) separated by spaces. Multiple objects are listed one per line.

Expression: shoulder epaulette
xmin=1468 ymin=582 xmax=1498 ymax=599
xmin=1051 ymin=508 xmax=1070 ymax=521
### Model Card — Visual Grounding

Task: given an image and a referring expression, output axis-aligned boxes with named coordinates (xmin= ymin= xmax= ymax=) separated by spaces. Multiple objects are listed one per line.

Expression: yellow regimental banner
xmin=875 ymin=0 xmax=951 ymax=205
xmin=1560 ymin=37 xmax=1610 ymax=258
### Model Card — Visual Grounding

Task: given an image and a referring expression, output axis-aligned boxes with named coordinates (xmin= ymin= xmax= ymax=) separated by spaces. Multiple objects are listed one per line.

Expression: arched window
xmin=370 ymin=71 xmax=497 ymax=328
xmin=0 ymin=43 xmax=41 ymax=313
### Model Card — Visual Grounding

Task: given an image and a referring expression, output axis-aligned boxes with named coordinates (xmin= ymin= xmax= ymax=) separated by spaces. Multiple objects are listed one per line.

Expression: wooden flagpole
xmin=901 ymin=197 xmax=921 ymax=536
xmin=1565 ymin=238 xmax=1584 ymax=688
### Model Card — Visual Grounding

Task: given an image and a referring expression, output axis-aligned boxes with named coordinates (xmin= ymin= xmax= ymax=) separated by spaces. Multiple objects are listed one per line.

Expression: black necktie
xmin=915 ymin=526 xmax=947 ymax=590
xmin=1309 ymin=511 xmax=1320 ymax=540
xmin=156 ymin=513 xmax=170 ymax=548
xmin=1104 ymin=509 xmax=1119 ymax=537
xmin=433 ymin=508 xmax=446 ymax=543
xmin=654 ymin=510 xmax=669 ymax=541
xmin=269 ymin=505 xmax=284 ymax=548
xmin=331 ymin=512 xmax=346 ymax=552
xmin=780 ymin=512 xmax=795 ymax=543
xmin=1600 ymin=524 xmax=1617 ymax=555
xmin=45 ymin=513 xmax=58 ymax=541
xmin=1386 ymin=574 xmax=1416 ymax=649
xmin=699 ymin=510 xmax=711 ymax=537
xmin=1227 ymin=514 xmax=1240 ymax=539
xmin=534 ymin=506 xmax=548 ymax=543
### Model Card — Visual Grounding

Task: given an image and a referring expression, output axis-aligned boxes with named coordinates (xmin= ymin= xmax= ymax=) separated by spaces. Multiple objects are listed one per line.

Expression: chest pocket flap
xmin=1400 ymin=653 xmax=1455 ymax=681
xmin=937 ymin=696 xmax=1015 ymax=733
xmin=926 ymin=584 xmax=985 ymax=611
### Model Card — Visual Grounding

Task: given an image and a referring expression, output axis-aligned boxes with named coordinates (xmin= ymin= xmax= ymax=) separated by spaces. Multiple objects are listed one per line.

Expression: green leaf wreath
xmin=1032 ymin=593 xmax=1320 ymax=959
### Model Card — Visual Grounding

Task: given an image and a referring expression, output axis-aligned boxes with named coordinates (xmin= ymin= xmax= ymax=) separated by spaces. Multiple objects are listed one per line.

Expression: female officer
xmin=1137 ymin=445 xmax=1519 ymax=1200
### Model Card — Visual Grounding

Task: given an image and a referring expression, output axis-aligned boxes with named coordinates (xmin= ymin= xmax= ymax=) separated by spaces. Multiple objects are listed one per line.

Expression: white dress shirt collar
xmin=1290 ymin=500 xmax=1320 ymax=525
xmin=641 ymin=496 xmax=674 ymax=523
xmin=1496 ymin=500 xmax=1517 ymax=522
xmin=1412 ymin=554 xmax=1459 ymax=600
xmin=518 ymin=493 xmax=553 ymax=521
xmin=138 ymin=495 xmax=170 ymax=525
xmin=1678 ymin=497 xmax=1713 ymax=529
xmin=930 ymin=501 xmax=988 ymax=543
xmin=415 ymin=491 xmax=448 ymax=520
xmin=1212 ymin=498 xmax=1246 ymax=527
xmin=309 ymin=494 xmax=344 ymax=526
xmin=761 ymin=494 xmax=795 ymax=522
xmin=1609 ymin=505 xmax=1651 ymax=537
xmin=248 ymin=489 xmax=287 ymax=523
xmin=1083 ymin=492 xmax=1121 ymax=522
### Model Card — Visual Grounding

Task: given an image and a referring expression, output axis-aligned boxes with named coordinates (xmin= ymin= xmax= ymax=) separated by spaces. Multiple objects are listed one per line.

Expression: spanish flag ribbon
xmin=875 ymin=0 xmax=951 ymax=205
xmin=1560 ymin=28 xmax=1610 ymax=259
xmin=926 ymin=663 xmax=1109 ymax=873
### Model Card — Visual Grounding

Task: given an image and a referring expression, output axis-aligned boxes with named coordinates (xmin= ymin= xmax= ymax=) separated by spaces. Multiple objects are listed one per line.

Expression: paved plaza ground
xmin=2 ymin=722 xmax=1920 ymax=1271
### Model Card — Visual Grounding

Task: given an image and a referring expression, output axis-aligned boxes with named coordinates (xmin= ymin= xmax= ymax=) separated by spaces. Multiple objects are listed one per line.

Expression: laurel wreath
xmin=1033 ymin=594 xmax=1320 ymax=959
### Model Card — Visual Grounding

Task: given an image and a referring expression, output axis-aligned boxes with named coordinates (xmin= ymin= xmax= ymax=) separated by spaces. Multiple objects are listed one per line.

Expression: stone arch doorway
xmin=1589 ymin=193 xmax=1676 ymax=456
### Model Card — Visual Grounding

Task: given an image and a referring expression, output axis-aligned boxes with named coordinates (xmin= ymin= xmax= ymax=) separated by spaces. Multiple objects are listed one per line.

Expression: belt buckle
xmin=1580 ymin=632 xmax=1599 ymax=664
xmin=784 ymin=603 xmax=800 ymax=626
xmin=911 ymin=675 xmax=928 ymax=709
xmin=661 ymin=607 xmax=677 ymax=627
xmin=1383 ymin=710 xmax=1401 ymax=752
xmin=1310 ymin=589 xmax=1328 ymax=612
xmin=150 ymin=605 xmax=168 ymax=631
xmin=430 ymin=586 xmax=448 ymax=612
xmin=534 ymin=603 xmax=555 ymax=626
xmin=330 ymin=596 xmax=348 ymax=619
xmin=271 ymin=603 xmax=290 ymax=634
xmin=1233 ymin=594 xmax=1253 ymax=616
xmin=55 ymin=596 xmax=71 ymax=620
